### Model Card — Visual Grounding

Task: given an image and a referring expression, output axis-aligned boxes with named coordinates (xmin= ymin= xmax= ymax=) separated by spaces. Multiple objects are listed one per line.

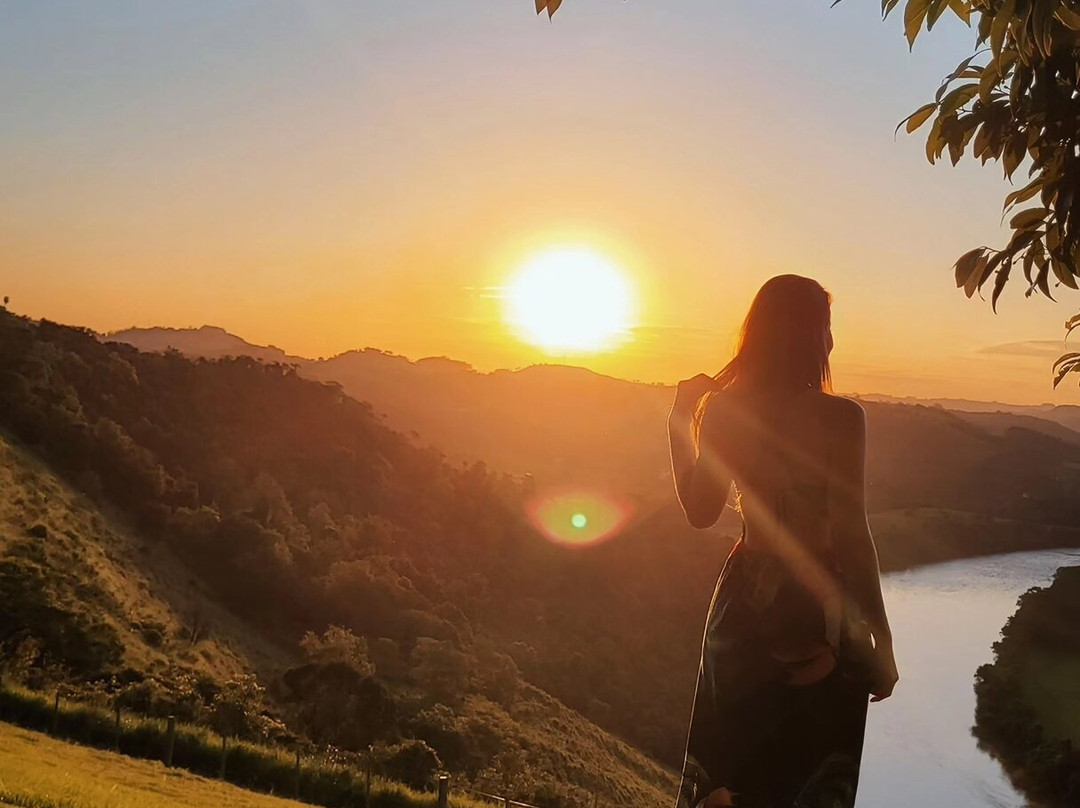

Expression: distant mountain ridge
xmin=862 ymin=392 xmax=1080 ymax=433
xmin=108 ymin=326 xmax=1080 ymax=509
xmin=105 ymin=325 xmax=302 ymax=365
xmin=107 ymin=326 xmax=674 ymax=499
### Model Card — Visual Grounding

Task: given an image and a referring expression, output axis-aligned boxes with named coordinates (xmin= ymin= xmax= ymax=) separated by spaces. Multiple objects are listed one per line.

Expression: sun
xmin=504 ymin=247 xmax=635 ymax=353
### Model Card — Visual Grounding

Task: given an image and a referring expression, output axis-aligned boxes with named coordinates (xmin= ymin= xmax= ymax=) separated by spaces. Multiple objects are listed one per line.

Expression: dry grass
xmin=0 ymin=722 xmax=311 ymax=808
xmin=0 ymin=723 xmax=491 ymax=808
xmin=0 ymin=432 xmax=287 ymax=682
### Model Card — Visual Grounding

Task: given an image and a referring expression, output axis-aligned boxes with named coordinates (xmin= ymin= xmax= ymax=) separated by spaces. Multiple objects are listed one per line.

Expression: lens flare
xmin=526 ymin=488 xmax=632 ymax=548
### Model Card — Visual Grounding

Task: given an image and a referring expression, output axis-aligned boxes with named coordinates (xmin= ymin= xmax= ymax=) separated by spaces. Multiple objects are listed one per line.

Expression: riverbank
xmin=973 ymin=565 xmax=1080 ymax=807
xmin=871 ymin=508 xmax=1080 ymax=572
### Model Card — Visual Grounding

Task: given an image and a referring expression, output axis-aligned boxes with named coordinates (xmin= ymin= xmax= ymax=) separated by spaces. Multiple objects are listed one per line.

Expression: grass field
xmin=0 ymin=723 xmax=491 ymax=808
xmin=1020 ymin=650 xmax=1080 ymax=747
xmin=0 ymin=721 xmax=313 ymax=808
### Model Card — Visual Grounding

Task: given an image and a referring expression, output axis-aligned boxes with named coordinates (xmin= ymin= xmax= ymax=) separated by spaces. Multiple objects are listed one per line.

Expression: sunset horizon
xmin=6 ymin=3 xmax=1080 ymax=407
xmin=6 ymin=4 xmax=1080 ymax=808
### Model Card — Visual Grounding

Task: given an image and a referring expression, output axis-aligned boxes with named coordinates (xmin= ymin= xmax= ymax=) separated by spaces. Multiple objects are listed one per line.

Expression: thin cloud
xmin=979 ymin=341 xmax=1069 ymax=358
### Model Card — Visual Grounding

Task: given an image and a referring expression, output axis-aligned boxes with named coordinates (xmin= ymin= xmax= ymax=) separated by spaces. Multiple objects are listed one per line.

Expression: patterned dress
xmin=675 ymin=534 xmax=871 ymax=808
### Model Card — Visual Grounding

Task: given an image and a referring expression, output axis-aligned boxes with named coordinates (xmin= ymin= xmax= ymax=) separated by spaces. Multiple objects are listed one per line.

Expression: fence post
xmin=113 ymin=703 xmax=121 ymax=751
xmin=50 ymin=689 xmax=60 ymax=735
xmin=503 ymin=798 xmax=510 ymax=808
xmin=219 ymin=734 xmax=227 ymax=780
xmin=293 ymin=748 xmax=301 ymax=799
xmin=437 ymin=773 xmax=449 ymax=808
xmin=364 ymin=749 xmax=372 ymax=808
xmin=165 ymin=716 xmax=176 ymax=767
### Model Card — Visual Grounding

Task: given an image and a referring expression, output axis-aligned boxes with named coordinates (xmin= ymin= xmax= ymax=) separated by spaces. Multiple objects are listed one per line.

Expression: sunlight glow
xmin=526 ymin=488 xmax=632 ymax=548
xmin=504 ymin=247 xmax=634 ymax=353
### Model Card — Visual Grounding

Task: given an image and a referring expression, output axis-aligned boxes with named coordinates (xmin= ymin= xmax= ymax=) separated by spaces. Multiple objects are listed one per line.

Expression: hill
xmin=2 ymin=313 xmax=682 ymax=807
xmin=111 ymin=325 xmax=1080 ymax=525
xmin=106 ymin=325 xmax=302 ymax=365
xmin=974 ymin=565 xmax=1080 ymax=808
xmin=0 ymin=429 xmax=284 ymax=688
xmin=8 ymin=314 xmax=1080 ymax=807
xmin=864 ymin=393 xmax=1080 ymax=434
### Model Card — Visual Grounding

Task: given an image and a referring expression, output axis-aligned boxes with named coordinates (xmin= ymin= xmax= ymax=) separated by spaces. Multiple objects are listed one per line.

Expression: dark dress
xmin=675 ymin=532 xmax=871 ymax=808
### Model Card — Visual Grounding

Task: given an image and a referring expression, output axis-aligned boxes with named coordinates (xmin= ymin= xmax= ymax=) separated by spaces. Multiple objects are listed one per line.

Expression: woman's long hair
xmin=716 ymin=274 xmax=833 ymax=395
xmin=694 ymin=275 xmax=833 ymax=439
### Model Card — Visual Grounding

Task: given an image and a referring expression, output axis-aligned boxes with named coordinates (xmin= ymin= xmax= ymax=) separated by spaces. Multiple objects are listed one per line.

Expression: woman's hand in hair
xmin=673 ymin=374 xmax=716 ymax=415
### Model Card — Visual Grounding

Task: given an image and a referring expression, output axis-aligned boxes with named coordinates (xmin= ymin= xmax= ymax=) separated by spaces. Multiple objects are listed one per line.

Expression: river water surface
xmin=857 ymin=549 xmax=1080 ymax=808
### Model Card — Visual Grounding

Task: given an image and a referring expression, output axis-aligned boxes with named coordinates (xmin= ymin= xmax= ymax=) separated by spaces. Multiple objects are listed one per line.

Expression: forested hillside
xmin=974 ymin=565 xmax=1080 ymax=808
xmin=113 ymin=326 xmax=1080 ymax=526
xmin=0 ymin=312 xmax=682 ymax=807
xmin=6 ymin=313 xmax=1080 ymax=807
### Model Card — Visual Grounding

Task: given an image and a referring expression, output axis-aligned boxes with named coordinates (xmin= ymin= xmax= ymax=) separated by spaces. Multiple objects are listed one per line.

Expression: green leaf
xmin=927 ymin=0 xmax=949 ymax=30
xmin=1052 ymin=353 xmax=1080 ymax=388
xmin=990 ymin=0 xmax=1016 ymax=58
xmin=1056 ymin=6 xmax=1080 ymax=31
xmin=1031 ymin=0 xmax=1054 ymax=59
xmin=991 ymin=255 xmax=1011 ymax=312
xmin=973 ymin=122 xmax=993 ymax=161
xmin=1002 ymin=133 xmax=1026 ymax=179
xmin=925 ymin=115 xmax=946 ymax=164
xmin=1003 ymin=177 xmax=1043 ymax=211
xmin=905 ymin=0 xmax=932 ymax=48
xmin=935 ymin=54 xmax=978 ymax=102
xmin=978 ymin=63 xmax=1000 ymax=104
xmin=1052 ymin=258 xmax=1079 ymax=290
xmin=954 ymin=247 xmax=986 ymax=289
xmin=1066 ymin=313 xmax=1080 ymax=337
xmin=938 ymin=83 xmax=979 ymax=116
xmin=947 ymin=0 xmax=970 ymax=25
xmin=900 ymin=103 xmax=938 ymax=134
xmin=1010 ymin=207 xmax=1048 ymax=230
xmin=965 ymin=252 xmax=991 ymax=298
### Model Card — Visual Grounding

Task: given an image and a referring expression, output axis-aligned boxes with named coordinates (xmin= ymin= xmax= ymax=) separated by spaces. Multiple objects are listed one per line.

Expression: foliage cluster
xmin=974 ymin=564 xmax=1080 ymax=806
xmin=545 ymin=1 xmax=1080 ymax=382
xmin=0 ymin=311 xmax=680 ymax=806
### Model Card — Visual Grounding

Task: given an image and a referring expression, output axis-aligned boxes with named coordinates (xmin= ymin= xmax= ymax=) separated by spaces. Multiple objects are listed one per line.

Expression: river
xmin=857 ymin=549 xmax=1080 ymax=808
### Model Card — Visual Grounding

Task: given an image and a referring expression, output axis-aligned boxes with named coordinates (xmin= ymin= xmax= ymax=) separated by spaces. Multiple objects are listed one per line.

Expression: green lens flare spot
xmin=570 ymin=512 xmax=588 ymax=530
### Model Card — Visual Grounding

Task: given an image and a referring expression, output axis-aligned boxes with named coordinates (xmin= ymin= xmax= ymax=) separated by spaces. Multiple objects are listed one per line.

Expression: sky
xmin=2 ymin=0 xmax=1079 ymax=405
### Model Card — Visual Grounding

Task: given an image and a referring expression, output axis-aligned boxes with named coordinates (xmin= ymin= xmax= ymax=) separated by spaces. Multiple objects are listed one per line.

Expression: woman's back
xmin=669 ymin=275 xmax=896 ymax=808
xmin=700 ymin=387 xmax=853 ymax=558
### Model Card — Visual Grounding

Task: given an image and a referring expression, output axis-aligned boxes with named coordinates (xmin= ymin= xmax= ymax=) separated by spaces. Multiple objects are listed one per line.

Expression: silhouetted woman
xmin=668 ymin=275 xmax=898 ymax=808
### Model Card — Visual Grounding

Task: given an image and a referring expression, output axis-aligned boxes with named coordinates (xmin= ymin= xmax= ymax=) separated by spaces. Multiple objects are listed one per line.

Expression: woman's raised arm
xmin=668 ymin=375 xmax=730 ymax=530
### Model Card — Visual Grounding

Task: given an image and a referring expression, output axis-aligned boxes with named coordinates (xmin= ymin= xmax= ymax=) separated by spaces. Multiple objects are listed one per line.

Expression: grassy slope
xmin=0 ymin=431 xmax=679 ymax=806
xmin=0 ymin=722 xmax=492 ymax=808
xmin=470 ymin=690 xmax=677 ymax=806
xmin=0 ymin=431 xmax=287 ymax=682
xmin=0 ymin=722 xmax=309 ymax=808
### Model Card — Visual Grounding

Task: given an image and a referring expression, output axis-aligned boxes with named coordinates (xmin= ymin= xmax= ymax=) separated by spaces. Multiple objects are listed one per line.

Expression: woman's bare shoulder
xmin=806 ymin=391 xmax=865 ymax=425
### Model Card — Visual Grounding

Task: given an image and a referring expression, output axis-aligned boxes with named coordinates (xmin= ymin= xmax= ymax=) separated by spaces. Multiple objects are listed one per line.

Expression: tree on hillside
xmin=541 ymin=1 xmax=1080 ymax=386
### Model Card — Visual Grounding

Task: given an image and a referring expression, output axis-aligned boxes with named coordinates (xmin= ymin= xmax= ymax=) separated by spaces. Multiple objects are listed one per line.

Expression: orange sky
xmin=3 ymin=1 xmax=1079 ymax=405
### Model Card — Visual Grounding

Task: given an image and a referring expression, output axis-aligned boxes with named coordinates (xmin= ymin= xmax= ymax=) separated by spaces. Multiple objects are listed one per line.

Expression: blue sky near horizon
xmin=2 ymin=1 xmax=1077 ymax=404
